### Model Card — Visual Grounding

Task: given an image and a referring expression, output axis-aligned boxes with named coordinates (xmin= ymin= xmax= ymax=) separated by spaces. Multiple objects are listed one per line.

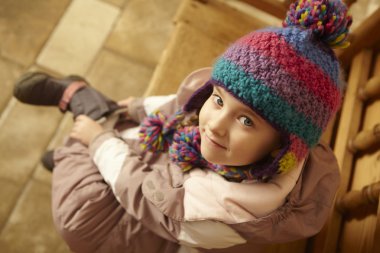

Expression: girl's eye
xmin=239 ymin=116 xmax=253 ymax=127
xmin=212 ymin=94 xmax=223 ymax=106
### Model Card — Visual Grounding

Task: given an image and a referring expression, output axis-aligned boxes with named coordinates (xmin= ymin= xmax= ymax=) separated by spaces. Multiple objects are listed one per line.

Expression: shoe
xmin=41 ymin=150 xmax=55 ymax=172
xmin=13 ymin=71 xmax=87 ymax=107
xmin=14 ymin=72 xmax=120 ymax=120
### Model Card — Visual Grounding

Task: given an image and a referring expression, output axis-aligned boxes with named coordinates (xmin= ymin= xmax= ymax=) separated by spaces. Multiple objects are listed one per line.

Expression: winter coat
xmin=52 ymin=68 xmax=340 ymax=253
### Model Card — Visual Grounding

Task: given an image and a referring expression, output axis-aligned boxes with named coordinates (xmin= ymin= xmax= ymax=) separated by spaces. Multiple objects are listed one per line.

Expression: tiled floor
xmin=0 ymin=0 xmax=180 ymax=252
xmin=0 ymin=0 xmax=378 ymax=252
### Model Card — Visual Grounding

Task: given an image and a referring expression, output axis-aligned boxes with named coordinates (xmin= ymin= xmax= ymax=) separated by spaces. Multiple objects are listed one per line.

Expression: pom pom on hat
xmin=283 ymin=0 xmax=352 ymax=48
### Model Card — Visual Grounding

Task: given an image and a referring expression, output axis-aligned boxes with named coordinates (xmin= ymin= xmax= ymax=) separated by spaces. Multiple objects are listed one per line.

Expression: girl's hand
xmin=117 ymin=96 xmax=135 ymax=108
xmin=70 ymin=115 xmax=104 ymax=146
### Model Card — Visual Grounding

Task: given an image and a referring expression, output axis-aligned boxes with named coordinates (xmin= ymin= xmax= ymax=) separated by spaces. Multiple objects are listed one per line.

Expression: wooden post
xmin=336 ymin=181 xmax=380 ymax=214
xmin=358 ymin=76 xmax=380 ymax=101
xmin=347 ymin=124 xmax=380 ymax=153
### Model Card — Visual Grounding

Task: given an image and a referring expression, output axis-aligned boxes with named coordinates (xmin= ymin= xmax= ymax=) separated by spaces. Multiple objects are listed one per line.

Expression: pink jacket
xmin=52 ymin=68 xmax=340 ymax=253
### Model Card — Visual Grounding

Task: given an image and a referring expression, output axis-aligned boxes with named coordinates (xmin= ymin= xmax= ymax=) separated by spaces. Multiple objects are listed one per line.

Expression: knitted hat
xmin=183 ymin=0 xmax=352 ymax=179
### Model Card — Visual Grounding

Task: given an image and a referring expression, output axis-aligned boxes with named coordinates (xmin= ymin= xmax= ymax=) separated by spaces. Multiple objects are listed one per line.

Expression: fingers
xmin=117 ymin=96 xmax=135 ymax=107
xmin=69 ymin=115 xmax=89 ymax=140
xmin=75 ymin=114 xmax=90 ymax=121
xmin=69 ymin=114 xmax=104 ymax=146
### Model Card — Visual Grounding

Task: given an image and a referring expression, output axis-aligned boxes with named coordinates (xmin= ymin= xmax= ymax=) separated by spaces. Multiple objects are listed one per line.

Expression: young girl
xmin=14 ymin=0 xmax=351 ymax=252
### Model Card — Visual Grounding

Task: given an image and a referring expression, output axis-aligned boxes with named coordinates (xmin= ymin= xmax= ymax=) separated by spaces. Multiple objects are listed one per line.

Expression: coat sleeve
xmin=88 ymin=130 xmax=247 ymax=249
xmin=225 ymin=142 xmax=341 ymax=245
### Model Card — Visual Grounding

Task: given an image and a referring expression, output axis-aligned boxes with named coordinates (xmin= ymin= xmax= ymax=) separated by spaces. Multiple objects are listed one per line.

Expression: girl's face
xmin=198 ymin=85 xmax=281 ymax=166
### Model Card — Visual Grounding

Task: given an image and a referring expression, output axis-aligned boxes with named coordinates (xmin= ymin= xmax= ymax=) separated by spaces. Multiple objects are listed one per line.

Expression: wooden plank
xmin=339 ymin=52 xmax=380 ymax=253
xmin=239 ymin=0 xmax=289 ymax=19
xmin=310 ymin=50 xmax=373 ymax=253
xmin=174 ymin=0 xmax=270 ymax=44
xmin=144 ymin=22 xmax=226 ymax=96
xmin=337 ymin=7 xmax=380 ymax=69
xmin=373 ymin=194 xmax=380 ymax=253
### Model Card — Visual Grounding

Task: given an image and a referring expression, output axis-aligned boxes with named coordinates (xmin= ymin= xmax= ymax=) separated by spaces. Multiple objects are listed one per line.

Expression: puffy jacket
xmin=52 ymin=68 xmax=340 ymax=253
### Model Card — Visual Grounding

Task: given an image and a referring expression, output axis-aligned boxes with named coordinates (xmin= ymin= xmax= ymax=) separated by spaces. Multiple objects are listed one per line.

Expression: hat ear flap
xmin=184 ymin=81 xmax=213 ymax=113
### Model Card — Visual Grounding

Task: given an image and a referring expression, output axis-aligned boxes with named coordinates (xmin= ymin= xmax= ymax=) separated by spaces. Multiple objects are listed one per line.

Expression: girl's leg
xmin=52 ymin=138 xmax=126 ymax=252
xmin=51 ymin=138 xmax=176 ymax=253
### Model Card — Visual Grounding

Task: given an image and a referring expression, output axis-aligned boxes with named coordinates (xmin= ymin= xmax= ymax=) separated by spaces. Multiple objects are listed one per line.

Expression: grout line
xmin=99 ymin=0 xmax=125 ymax=8
xmin=0 ymin=98 xmax=17 ymax=129
xmin=0 ymin=55 xmax=27 ymax=70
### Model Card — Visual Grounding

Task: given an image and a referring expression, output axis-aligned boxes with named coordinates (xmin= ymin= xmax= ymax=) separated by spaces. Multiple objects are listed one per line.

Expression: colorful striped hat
xmin=184 ymin=0 xmax=352 ymax=179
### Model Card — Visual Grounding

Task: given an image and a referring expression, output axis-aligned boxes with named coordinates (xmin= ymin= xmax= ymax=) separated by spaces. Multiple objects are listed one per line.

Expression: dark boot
xmin=14 ymin=72 xmax=120 ymax=120
xmin=41 ymin=150 xmax=55 ymax=172
xmin=13 ymin=72 xmax=86 ymax=106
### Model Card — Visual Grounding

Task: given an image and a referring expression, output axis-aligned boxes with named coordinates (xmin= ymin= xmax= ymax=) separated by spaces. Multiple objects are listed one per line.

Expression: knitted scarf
xmin=138 ymin=109 xmax=276 ymax=182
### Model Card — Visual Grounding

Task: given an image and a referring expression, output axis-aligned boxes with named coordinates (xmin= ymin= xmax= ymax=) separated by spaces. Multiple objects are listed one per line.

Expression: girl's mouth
xmin=205 ymin=133 xmax=227 ymax=149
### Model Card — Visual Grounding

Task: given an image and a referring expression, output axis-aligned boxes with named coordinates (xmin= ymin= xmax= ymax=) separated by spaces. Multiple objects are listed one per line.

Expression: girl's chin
xmin=200 ymin=150 xmax=222 ymax=165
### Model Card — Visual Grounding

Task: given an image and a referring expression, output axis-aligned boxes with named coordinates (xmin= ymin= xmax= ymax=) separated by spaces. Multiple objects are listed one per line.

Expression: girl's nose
xmin=208 ymin=113 xmax=228 ymax=137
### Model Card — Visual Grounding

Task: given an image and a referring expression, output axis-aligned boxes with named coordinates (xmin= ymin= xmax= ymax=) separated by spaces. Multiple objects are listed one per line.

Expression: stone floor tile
xmin=105 ymin=0 xmax=181 ymax=66
xmin=0 ymin=179 xmax=21 ymax=230
xmin=0 ymin=99 xmax=62 ymax=185
xmin=0 ymin=0 xmax=71 ymax=67
xmin=0 ymin=180 xmax=65 ymax=253
xmin=0 ymin=57 xmax=24 ymax=112
xmin=86 ymin=49 xmax=154 ymax=101
xmin=37 ymin=0 xmax=120 ymax=76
